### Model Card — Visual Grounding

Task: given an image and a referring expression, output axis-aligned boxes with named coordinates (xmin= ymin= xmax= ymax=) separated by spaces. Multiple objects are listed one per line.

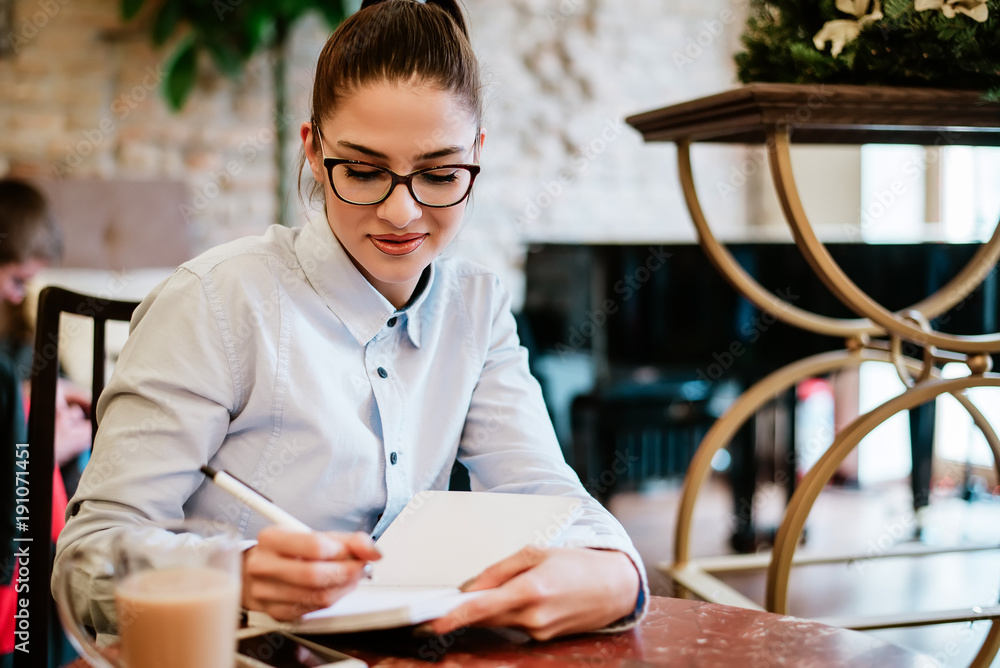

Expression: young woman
xmin=55 ymin=0 xmax=647 ymax=640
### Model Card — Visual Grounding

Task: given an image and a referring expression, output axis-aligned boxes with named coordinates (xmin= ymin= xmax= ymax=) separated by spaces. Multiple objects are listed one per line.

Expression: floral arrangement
xmin=735 ymin=0 xmax=1000 ymax=100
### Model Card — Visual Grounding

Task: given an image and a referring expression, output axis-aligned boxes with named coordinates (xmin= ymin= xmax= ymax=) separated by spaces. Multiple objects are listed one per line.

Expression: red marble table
xmin=62 ymin=596 xmax=936 ymax=667
xmin=286 ymin=596 xmax=936 ymax=667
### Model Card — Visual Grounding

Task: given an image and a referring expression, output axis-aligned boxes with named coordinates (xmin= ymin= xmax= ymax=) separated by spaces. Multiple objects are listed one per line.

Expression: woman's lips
xmin=369 ymin=234 xmax=426 ymax=256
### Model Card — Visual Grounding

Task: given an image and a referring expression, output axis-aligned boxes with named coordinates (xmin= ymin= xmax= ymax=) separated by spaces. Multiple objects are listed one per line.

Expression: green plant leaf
xmin=163 ymin=36 xmax=198 ymax=111
xmin=317 ymin=1 xmax=347 ymax=28
xmin=152 ymin=0 xmax=182 ymax=46
xmin=206 ymin=40 xmax=245 ymax=78
xmin=121 ymin=0 xmax=146 ymax=21
xmin=246 ymin=10 xmax=277 ymax=50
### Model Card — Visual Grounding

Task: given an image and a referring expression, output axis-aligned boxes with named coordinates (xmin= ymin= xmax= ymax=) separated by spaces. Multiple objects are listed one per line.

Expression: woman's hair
xmin=0 ymin=178 xmax=62 ymax=350
xmin=300 ymin=0 xmax=483 ymax=207
xmin=0 ymin=178 xmax=63 ymax=265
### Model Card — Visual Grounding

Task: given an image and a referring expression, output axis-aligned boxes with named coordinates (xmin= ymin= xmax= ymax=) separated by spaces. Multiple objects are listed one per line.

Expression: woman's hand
xmin=53 ymin=380 xmax=92 ymax=465
xmin=58 ymin=379 xmax=92 ymax=415
xmin=242 ymin=527 xmax=381 ymax=621
xmin=428 ymin=546 xmax=641 ymax=641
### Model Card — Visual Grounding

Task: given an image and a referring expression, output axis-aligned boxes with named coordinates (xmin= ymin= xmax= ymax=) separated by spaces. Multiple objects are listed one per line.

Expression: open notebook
xmin=247 ymin=491 xmax=583 ymax=634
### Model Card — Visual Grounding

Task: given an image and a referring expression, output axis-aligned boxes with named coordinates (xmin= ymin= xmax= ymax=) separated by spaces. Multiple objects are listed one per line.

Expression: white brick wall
xmin=0 ymin=0 xmax=751 ymax=306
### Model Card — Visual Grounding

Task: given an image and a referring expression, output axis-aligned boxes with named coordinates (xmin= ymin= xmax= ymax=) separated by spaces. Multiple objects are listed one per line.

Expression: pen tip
xmin=200 ymin=465 xmax=217 ymax=478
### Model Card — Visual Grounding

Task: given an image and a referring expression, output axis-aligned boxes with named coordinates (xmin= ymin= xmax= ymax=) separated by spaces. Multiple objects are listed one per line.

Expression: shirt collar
xmin=295 ymin=216 xmax=432 ymax=348
xmin=400 ymin=264 xmax=433 ymax=348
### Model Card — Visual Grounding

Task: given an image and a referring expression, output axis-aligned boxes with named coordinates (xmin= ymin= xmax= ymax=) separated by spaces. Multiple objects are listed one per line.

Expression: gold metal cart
xmin=626 ymin=83 xmax=1000 ymax=667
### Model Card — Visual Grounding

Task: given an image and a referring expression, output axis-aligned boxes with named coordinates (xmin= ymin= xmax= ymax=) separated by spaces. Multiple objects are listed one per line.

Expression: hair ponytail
xmin=423 ymin=0 xmax=469 ymax=39
xmin=299 ymin=0 xmax=482 ymax=208
xmin=359 ymin=0 xmax=469 ymax=37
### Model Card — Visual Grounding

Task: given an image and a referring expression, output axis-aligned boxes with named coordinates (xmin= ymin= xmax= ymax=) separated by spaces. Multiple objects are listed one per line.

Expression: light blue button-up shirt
xmin=55 ymin=215 xmax=647 ymax=628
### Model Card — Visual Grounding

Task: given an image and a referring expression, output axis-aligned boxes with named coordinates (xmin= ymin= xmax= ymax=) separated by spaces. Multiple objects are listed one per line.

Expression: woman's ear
xmin=301 ymin=122 xmax=325 ymax=183
xmin=478 ymin=127 xmax=487 ymax=155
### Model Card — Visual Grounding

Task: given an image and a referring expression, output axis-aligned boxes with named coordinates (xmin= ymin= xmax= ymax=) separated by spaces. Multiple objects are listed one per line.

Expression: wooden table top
xmin=625 ymin=82 xmax=1000 ymax=146
xmin=61 ymin=596 xmax=936 ymax=667
xmin=292 ymin=596 xmax=935 ymax=667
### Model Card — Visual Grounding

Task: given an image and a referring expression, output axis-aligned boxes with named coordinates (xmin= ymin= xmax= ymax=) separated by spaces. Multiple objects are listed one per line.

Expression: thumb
xmin=461 ymin=545 xmax=547 ymax=592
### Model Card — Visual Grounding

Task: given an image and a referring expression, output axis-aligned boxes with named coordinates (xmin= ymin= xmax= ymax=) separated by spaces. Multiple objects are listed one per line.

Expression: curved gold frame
xmin=767 ymin=128 xmax=1000 ymax=353
xmin=673 ymin=349 xmax=998 ymax=565
xmin=670 ymin=135 xmax=1000 ymax=667
xmin=767 ymin=373 xmax=1000 ymax=667
xmin=678 ymin=139 xmax=1000 ymax=343
xmin=674 ymin=346 xmax=866 ymax=564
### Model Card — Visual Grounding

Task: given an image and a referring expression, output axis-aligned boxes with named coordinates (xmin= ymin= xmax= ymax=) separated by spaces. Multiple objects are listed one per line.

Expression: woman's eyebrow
xmin=336 ymin=140 xmax=468 ymax=161
xmin=417 ymin=145 xmax=467 ymax=161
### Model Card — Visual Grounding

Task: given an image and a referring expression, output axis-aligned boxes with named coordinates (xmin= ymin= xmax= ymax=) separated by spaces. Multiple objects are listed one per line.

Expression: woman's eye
xmin=420 ymin=171 xmax=459 ymax=185
xmin=344 ymin=167 xmax=385 ymax=182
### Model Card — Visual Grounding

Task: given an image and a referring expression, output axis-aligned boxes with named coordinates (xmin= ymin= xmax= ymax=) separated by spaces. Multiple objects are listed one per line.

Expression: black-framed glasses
xmin=314 ymin=125 xmax=480 ymax=208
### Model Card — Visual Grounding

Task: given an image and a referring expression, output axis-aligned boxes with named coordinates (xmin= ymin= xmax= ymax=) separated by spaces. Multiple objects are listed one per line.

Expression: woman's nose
xmin=376 ymin=183 xmax=422 ymax=227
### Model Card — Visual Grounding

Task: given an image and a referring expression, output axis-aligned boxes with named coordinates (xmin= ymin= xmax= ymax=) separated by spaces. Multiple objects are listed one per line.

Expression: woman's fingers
xmin=429 ymin=547 xmax=641 ymax=640
xmin=242 ymin=529 xmax=381 ymax=616
xmin=245 ymin=572 xmax=362 ymax=619
xmin=258 ymin=528 xmax=381 ymax=562
xmin=461 ymin=545 xmax=546 ymax=591
xmin=246 ymin=546 xmax=369 ymax=589
xmin=430 ymin=547 xmax=550 ymax=635
xmin=337 ymin=530 xmax=383 ymax=562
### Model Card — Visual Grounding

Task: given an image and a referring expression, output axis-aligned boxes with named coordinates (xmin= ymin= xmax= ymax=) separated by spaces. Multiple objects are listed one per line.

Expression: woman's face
xmin=303 ymin=81 xmax=483 ymax=309
xmin=0 ymin=258 xmax=46 ymax=305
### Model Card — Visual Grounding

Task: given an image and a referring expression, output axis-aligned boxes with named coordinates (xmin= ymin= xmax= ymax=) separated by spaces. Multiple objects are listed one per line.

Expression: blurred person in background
xmin=0 ymin=177 xmax=90 ymax=667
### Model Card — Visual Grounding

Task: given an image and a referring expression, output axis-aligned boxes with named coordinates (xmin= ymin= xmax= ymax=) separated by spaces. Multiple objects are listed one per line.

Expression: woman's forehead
xmin=322 ymin=81 xmax=478 ymax=151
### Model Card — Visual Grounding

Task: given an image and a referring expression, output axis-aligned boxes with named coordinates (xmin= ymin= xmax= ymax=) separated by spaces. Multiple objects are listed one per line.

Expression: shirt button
xmin=390 ymin=452 xmax=398 ymax=465
xmin=377 ymin=367 xmax=388 ymax=379
xmin=387 ymin=317 xmax=398 ymax=327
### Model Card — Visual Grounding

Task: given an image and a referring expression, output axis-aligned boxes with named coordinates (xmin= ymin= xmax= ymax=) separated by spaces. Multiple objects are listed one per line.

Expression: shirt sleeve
xmin=456 ymin=275 xmax=649 ymax=629
xmin=52 ymin=268 xmax=239 ymax=630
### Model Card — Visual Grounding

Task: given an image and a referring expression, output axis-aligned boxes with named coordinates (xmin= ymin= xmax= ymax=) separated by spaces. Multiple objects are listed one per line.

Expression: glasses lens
xmin=330 ymin=164 xmax=474 ymax=206
xmin=411 ymin=167 xmax=473 ymax=207
xmin=331 ymin=164 xmax=393 ymax=204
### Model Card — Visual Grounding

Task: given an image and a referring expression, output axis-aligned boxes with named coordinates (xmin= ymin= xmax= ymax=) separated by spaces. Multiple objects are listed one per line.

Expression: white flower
xmin=915 ymin=0 xmax=989 ymax=22
xmin=814 ymin=0 xmax=883 ymax=57
xmin=836 ymin=0 xmax=874 ymax=16
xmin=813 ymin=20 xmax=863 ymax=57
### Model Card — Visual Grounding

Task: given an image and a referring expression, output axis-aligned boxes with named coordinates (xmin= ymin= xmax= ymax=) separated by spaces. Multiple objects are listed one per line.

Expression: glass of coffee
xmin=55 ymin=519 xmax=242 ymax=668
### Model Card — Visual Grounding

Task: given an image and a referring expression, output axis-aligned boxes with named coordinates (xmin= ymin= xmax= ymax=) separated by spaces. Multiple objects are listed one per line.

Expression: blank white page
xmin=369 ymin=491 xmax=583 ymax=587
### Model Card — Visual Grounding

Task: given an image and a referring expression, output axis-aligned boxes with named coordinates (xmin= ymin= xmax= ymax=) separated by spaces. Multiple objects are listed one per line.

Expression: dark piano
xmin=520 ymin=242 xmax=998 ymax=549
